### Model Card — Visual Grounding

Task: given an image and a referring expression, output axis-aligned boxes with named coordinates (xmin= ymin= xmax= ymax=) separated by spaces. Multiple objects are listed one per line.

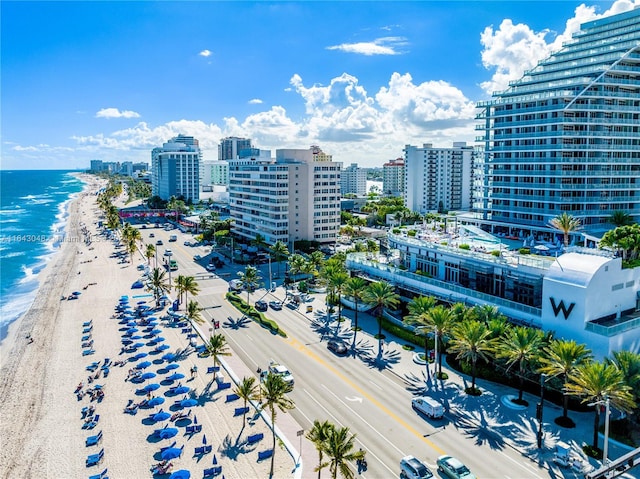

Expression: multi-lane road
xmin=136 ymin=223 xmax=559 ymax=479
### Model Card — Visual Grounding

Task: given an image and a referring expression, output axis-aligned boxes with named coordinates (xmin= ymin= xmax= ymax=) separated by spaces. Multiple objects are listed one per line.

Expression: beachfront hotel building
xmin=228 ymin=146 xmax=341 ymax=246
xmin=475 ymin=8 xmax=640 ymax=235
xmin=218 ymin=136 xmax=252 ymax=161
xmin=346 ymin=227 xmax=640 ymax=358
xmin=383 ymin=158 xmax=405 ymax=198
xmin=341 ymin=163 xmax=367 ymax=196
xmin=201 ymin=160 xmax=229 ymax=186
xmin=404 ymin=142 xmax=476 ymax=213
xmin=151 ymin=135 xmax=201 ymax=202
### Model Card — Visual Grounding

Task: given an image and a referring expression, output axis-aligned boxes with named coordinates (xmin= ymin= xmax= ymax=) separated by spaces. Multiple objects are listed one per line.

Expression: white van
xmin=411 ymin=396 xmax=444 ymax=419
xmin=229 ymin=279 xmax=243 ymax=291
xmin=169 ymin=234 xmax=177 ymax=242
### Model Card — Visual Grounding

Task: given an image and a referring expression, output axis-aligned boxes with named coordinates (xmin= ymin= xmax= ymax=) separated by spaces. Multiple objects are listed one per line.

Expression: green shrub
xmin=407 ymin=230 xmax=417 ymax=237
xmin=519 ymin=248 xmax=530 ymax=255
xmin=392 ymin=228 xmax=401 ymax=234
xmin=459 ymin=244 xmax=470 ymax=250
xmin=225 ymin=292 xmax=287 ymax=337
xmin=490 ymin=250 xmax=501 ymax=257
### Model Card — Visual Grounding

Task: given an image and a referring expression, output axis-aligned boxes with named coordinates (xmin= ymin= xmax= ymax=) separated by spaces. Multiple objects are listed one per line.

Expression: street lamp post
xmin=603 ymin=396 xmax=611 ymax=465
xmin=537 ymin=373 xmax=546 ymax=448
xmin=166 ymin=251 xmax=173 ymax=291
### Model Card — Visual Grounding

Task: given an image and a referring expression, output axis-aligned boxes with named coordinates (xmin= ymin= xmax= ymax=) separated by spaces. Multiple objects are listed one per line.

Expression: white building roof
xmin=545 ymin=252 xmax=611 ymax=287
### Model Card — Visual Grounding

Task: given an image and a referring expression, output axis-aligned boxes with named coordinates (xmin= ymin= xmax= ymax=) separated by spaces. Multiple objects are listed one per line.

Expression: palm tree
xmin=343 ymin=277 xmax=368 ymax=351
xmin=238 ymin=265 xmax=260 ymax=305
xmin=146 ymin=267 xmax=170 ymax=307
xmin=185 ymin=299 xmax=204 ymax=325
xmin=609 ymin=210 xmax=634 ymax=227
xmin=362 ymin=281 xmax=400 ymax=358
xmin=260 ymin=372 xmax=295 ymax=478
xmin=319 ymin=425 xmax=365 ymax=479
xmin=407 ymin=295 xmax=437 ymax=319
xmin=206 ymin=333 xmax=232 ymax=371
xmin=548 ymin=212 xmax=582 ymax=247
xmin=233 ymin=376 xmax=259 ymax=430
xmin=174 ymin=275 xmax=186 ymax=305
xmin=407 ymin=304 xmax=453 ymax=380
xmin=496 ymin=326 xmax=545 ymax=402
xmin=306 ymin=419 xmax=334 ymax=479
xmin=270 ymin=240 xmax=289 ymax=278
xmin=565 ymin=361 xmax=635 ymax=449
xmin=448 ymin=319 xmax=495 ymax=393
xmin=145 ymin=243 xmax=156 ymax=266
xmin=605 ymin=350 xmax=640 ymax=404
xmin=326 ymin=268 xmax=349 ymax=326
xmin=538 ymin=339 xmax=592 ymax=422
xmin=182 ymin=276 xmax=200 ymax=306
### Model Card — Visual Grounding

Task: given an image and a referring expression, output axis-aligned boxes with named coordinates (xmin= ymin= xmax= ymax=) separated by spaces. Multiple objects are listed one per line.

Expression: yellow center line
xmin=286 ymin=336 xmax=445 ymax=454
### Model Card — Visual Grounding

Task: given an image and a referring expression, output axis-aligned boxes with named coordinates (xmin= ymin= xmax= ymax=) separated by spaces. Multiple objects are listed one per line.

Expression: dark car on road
xmin=156 ymin=239 xmax=163 ymax=245
xmin=255 ymin=300 xmax=268 ymax=311
xmin=269 ymin=301 xmax=282 ymax=311
xmin=436 ymin=456 xmax=476 ymax=479
xmin=327 ymin=340 xmax=348 ymax=356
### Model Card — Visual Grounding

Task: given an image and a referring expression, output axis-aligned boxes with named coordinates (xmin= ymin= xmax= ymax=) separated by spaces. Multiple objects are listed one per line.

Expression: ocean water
xmin=0 ymin=170 xmax=84 ymax=342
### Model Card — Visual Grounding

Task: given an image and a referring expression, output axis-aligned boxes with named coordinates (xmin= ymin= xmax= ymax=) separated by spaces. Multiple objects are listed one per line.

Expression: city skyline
xmin=2 ymin=0 xmax=639 ymax=170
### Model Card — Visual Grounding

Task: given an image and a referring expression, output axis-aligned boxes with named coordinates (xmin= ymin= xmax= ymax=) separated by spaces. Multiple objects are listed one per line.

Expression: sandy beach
xmin=0 ymin=175 xmax=293 ymax=479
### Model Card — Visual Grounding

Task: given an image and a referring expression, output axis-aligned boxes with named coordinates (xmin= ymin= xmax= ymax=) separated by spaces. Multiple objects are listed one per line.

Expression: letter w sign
xmin=549 ymin=297 xmax=575 ymax=320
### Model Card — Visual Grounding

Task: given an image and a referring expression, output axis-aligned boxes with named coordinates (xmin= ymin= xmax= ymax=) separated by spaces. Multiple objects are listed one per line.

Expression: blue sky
xmin=2 ymin=0 xmax=638 ymax=170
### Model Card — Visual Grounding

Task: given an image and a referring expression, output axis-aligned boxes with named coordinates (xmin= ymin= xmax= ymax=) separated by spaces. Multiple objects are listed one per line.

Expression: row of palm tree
xmin=306 ymin=420 xmax=365 ymax=479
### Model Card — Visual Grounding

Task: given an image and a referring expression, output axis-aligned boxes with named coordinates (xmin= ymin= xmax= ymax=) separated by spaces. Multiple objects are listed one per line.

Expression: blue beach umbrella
xmin=202 ymin=434 xmax=207 ymax=445
xmin=144 ymin=383 xmax=160 ymax=392
xmin=136 ymin=361 xmax=152 ymax=369
xmin=165 ymin=363 xmax=180 ymax=371
xmin=169 ymin=469 xmax=190 ymax=479
xmin=132 ymin=342 xmax=144 ymax=349
xmin=141 ymin=372 xmax=156 ymax=380
xmin=130 ymin=335 xmax=143 ymax=340
xmin=172 ymin=386 xmax=190 ymax=395
xmin=161 ymin=446 xmax=183 ymax=461
xmin=121 ymin=339 xmax=133 ymax=345
xmin=148 ymin=397 xmax=165 ymax=407
xmin=157 ymin=344 xmax=170 ymax=351
xmin=151 ymin=328 xmax=162 ymax=335
xmin=161 ymin=352 xmax=176 ymax=361
xmin=166 ymin=372 xmax=185 ymax=381
xmin=180 ymin=398 xmax=197 ymax=408
xmin=158 ymin=427 xmax=179 ymax=439
xmin=154 ymin=336 xmax=166 ymax=342
xmin=153 ymin=410 xmax=171 ymax=422
xmin=212 ymin=454 xmax=217 ymax=465
xmin=134 ymin=352 xmax=148 ymax=359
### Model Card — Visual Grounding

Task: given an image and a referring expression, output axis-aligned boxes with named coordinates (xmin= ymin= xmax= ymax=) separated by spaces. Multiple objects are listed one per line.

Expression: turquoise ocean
xmin=0 ymin=170 xmax=85 ymax=342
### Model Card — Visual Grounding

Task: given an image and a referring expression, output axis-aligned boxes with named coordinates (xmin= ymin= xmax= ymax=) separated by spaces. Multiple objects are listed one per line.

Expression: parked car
xmin=269 ymin=301 xmax=282 ymax=311
xmin=206 ymin=263 xmax=216 ymax=272
xmin=400 ymin=455 xmax=433 ymax=479
xmin=436 ymin=456 xmax=476 ymax=479
xmin=327 ymin=340 xmax=347 ymax=356
xmin=255 ymin=300 xmax=268 ymax=311
xmin=412 ymin=396 xmax=444 ymax=419
xmin=156 ymin=239 xmax=163 ymax=245
xmin=164 ymin=249 xmax=173 ymax=256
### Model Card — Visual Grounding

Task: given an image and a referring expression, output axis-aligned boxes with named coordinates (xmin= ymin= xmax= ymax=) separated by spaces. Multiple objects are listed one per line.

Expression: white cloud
xmin=199 ymin=49 xmax=212 ymax=57
xmin=95 ymin=108 xmax=141 ymax=119
xmin=248 ymin=98 xmax=263 ymax=104
xmin=479 ymin=0 xmax=640 ymax=94
xmin=326 ymin=36 xmax=408 ymax=56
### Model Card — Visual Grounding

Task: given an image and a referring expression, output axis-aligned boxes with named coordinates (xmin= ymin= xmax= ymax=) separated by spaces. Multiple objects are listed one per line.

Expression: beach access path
xmin=0 ymin=177 xmax=294 ymax=479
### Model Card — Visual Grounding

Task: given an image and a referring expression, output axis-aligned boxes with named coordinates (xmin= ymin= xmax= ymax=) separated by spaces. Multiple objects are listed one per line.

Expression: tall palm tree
xmin=207 ymin=333 xmax=232 ymax=371
xmin=407 ymin=295 xmax=437 ymax=320
xmin=174 ymin=275 xmax=187 ymax=305
xmin=448 ymin=319 xmax=495 ymax=393
xmin=565 ymin=361 xmax=635 ymax=449
xmin=362 ymin=281 xmax=400 ymax=358
xmin=146 ymin=267 xmax=170 ymax=307
xmin=326 ymin=268 xmax=349 ymax=325
xmin=319 ymin=426 xmax=365 ymax=479
xmin=605 ymin=350 xmax=640 ymax=404
xmin=343 ymin=277 xmax=368 ymax=351
xmin=609 ymin=210 xmax=634 ymax=227
xmin=260 ymin=372 xmax=295 ymax=478
xmin=233 ymin=376 xmax=259 ymax=430
xmin=496 ymin=326 xmax=545 ymax=402
xmin=182 ymin=276 xmax=200 ymax=306
xmin=238 ymin=265 xmax=260 ymax=305
xmin=145 ymin=243 xmax=156 ymax=266
xmin=548 ymin=212 xmax=582 ymax=247
xmin=270 ymin=240 xmax=289 ymax=278
xmin=288 ymin=254 xmax=307 ymax=283
xmin=450 ymin=302 xmax=474 ymax=324
xmin=538 ymin=339 xmax=592 ymax=421
xmin=185 ymin=300 xmax=204 ymax=325
xmin=306 ymin=419 xmax=334 ymax=479
xmin=407 ymin=304 xmax=453 ymax=379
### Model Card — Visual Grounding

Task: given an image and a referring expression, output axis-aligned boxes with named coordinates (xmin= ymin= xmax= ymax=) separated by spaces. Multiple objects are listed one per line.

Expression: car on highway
xmin=149 ymin=233 xmax=155 ymax=238
xmin=400 ymin=455 xmax=433 ymax=479
xmin=164 ymin=249 xmax=173 ymax=256
xmin=262 ymin=361 xmax=294 ymax=386
xmin=327 ymin=340 xmax=347 ymax=356
xmin=436 ymin=455 xmax=476 ymax=479
xmin=156 ymin=239 xmax=163 ymax=245
xmin=206 ymin=263 xmax=216 ymax=272
xmin=255 ymin=300 xmax=268 ymax=311
xmin=269 ymin=301 xmax=282 ymax=310
xmin=412 ymin=396 xmax=444 ymax=419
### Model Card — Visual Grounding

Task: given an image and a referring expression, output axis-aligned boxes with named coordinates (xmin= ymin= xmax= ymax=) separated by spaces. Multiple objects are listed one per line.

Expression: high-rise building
xmin=151 ymin=134 xmax=201 ymax=201
xmin=383 ymin=158 xmax=405 ymax=198
xmin=475 ymin=8 xmax=640 ymax=232
xmin=218 ymin=137 xmax=252 ymax=161
xmin=228 ymin=146 xmax=341 ymax=246
xmin=404 ymin=142 xmax=475 ymax=213
xmin=201 ymin=160 xmax=229 ymax=186
xmin=340 ymin=163 xmax=367 ymax=196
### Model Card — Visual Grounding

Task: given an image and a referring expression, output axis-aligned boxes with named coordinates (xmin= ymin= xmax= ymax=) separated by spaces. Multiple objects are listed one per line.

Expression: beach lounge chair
xmin=82 ymin=334 xmax=92 ymax=342
xmin=86 ymin=362 xmax=99 ymax=372
xmin=194 ymin=446 xmax=205 ymax=456
xmin=82 ymin=320 xmax=93 ymax=327
xmin=85 ymin=448 xmax=104 ymax=467
xmin=85 ymin=430 xmax=103 ymax=447
xmin=88 ymin=468 xmax=108 ymax=479
xmin=207 ymin=366 xmax=220 ymax=374
xmin=83 ymin=348 xmax=96 ymax=356
xmin=203 ymin=445 xmax=212 ymax=454
xmin=203 ymin=466 xmax=222 ymax=478
xmin=83 ymin=414 xmax=100 ymax=430
xmin=82 ymin=340 xmax=93 ymax=348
